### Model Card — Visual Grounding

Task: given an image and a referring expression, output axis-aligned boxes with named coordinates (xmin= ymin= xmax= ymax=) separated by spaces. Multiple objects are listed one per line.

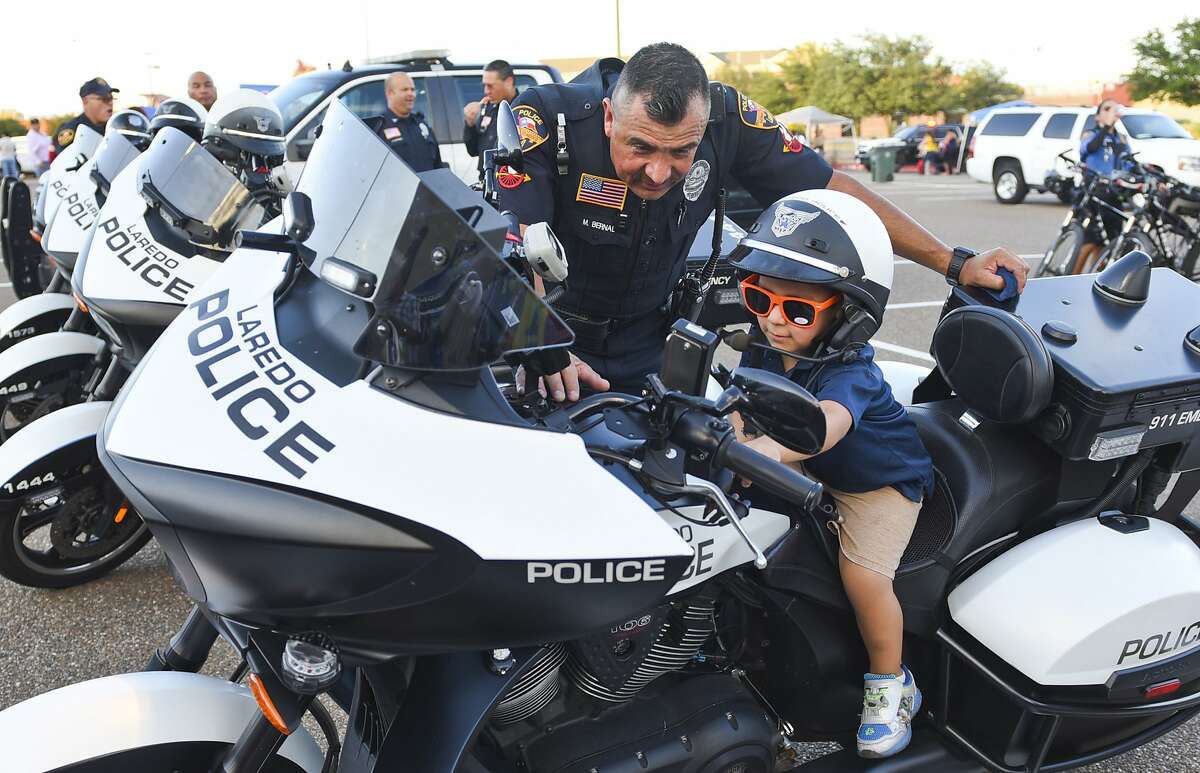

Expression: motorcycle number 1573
xmin=1 ymin=472 xmax=56 ymax=493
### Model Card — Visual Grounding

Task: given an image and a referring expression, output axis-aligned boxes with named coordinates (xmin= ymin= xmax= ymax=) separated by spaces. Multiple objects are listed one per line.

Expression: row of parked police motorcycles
xmin=0 ymin=86 xmax=1197 ymax=773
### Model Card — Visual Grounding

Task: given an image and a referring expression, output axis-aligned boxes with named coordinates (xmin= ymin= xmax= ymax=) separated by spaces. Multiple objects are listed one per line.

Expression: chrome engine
xmin=565 ymin=598 xmax=716 ymax=703
xmin=491 ymin=598 xmax=716 ymax=725
xmin=492 ymin=643 xmax=569 ymax=726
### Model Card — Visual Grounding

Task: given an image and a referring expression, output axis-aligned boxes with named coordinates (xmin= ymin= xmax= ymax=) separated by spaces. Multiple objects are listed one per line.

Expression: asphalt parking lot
xmin=0 ymin=171 xmax=1196 ymax=771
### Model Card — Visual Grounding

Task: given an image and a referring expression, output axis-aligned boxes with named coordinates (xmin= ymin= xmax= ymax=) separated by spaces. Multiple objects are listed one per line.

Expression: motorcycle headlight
xmin=1179 ymin=156 xmax=1200 ymax=172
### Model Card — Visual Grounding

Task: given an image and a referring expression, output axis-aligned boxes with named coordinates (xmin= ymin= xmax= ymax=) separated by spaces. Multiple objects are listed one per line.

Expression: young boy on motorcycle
xmin=728 ymin=189 xmax=934 ymax=759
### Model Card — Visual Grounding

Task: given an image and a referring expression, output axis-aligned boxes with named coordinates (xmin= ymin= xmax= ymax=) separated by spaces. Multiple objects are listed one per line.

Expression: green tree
xmin=711 ymin=64 xmax=793 ymax=114
xmin=0 ymin=119 xmax=25 ymax=136
xmin=1127 ymin=17 xmax=1200 ymax=105
xmin=770 ymin=35 xmax=952 ymax=120
xmin=950 ymin=62 xmax=1024 ymax=112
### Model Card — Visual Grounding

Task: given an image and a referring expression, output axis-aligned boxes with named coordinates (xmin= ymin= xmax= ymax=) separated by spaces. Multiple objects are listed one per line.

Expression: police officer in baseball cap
xmin=55 ymin=77 xmax=119 ymax=152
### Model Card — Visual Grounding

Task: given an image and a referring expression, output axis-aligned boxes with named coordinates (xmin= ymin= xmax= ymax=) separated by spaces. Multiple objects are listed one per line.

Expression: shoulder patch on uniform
xmin=57 ymin=127 xmax=75 ymax=146
xmin=497 ymin=165 xmax=531 ymax=189
xmin=738 ymin=94 xmax=778 ymax=130
xmin=513 ymin=105 xmax=549 ymax=152
xmin=778 ymin=124 xmax=806 ymax=153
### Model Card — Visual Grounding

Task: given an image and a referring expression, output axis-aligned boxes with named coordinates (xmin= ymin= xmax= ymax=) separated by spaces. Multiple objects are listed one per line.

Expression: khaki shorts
xmin=817 ymin=478 xmax=922 ymax=580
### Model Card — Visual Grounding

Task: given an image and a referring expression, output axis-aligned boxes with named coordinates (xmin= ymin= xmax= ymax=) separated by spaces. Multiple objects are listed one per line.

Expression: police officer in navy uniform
xmin=54 ymin=77 xmax=118 ymax=153
xmin=498 ymin=43 xmax=1030 ymax=400
xmin=464 ymin=59 xmax=519 ymax=182
xmin=369 ymin=72 xmax=444 ymax=173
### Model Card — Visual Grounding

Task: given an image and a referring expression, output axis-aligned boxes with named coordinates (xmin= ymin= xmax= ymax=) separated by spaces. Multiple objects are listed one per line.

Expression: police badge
xmin=771 ymin=205 xmax=820 ymax=237
xmin=683 ymin=160 xmax=709 ymax=202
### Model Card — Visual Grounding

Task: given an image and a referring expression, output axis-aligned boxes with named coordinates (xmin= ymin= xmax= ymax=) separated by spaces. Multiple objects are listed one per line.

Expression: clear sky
xmin=5 ymin=0 xmax=1193 ymax=117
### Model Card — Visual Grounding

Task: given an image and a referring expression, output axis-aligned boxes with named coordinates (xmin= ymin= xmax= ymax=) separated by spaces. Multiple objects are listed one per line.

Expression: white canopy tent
xmin=775 ymin=106 xmax=857 ymax=138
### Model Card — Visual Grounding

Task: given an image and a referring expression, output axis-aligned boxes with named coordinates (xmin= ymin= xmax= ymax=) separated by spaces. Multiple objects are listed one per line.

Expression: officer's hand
xmin=959 ymin=248 xmax=1029 ymax=293
xmin=463 ymin=102 xmax=481 ymax=124
xmin=542 ymin=353 xmax=610 ymax=403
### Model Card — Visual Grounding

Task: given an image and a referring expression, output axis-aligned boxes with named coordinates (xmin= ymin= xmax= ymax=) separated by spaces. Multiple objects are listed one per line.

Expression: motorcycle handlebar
xmin=716 ymin=435 xmax=824 ymax=513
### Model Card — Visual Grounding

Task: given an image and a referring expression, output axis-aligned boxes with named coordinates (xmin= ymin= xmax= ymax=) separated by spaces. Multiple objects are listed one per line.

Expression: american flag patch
xmin=576 ymin=173 xmax=628 ymax=210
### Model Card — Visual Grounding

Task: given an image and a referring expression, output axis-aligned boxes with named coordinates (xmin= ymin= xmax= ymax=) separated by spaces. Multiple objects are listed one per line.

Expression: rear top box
xmin=948 ymin=269 xmax=1200 ymax=468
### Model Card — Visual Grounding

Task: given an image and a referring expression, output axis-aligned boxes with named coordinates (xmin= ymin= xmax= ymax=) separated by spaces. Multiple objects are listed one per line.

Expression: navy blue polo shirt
xmin=742 ymin=344 xmax=933 ymax=503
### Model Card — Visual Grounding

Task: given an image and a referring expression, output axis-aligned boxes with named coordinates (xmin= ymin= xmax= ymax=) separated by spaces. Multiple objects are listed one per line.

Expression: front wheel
xmin=993 ymin=162 xmax=1028 ymax=204
xmin=0 ymin=473 xmax=150 ymax=588
xmin=1036 ymin=223 xmax=1085 ymax=277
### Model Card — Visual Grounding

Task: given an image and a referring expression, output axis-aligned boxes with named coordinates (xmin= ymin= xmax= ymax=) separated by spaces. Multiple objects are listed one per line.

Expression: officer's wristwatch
xmin=945 ymin=246 xmax=976 ymax=287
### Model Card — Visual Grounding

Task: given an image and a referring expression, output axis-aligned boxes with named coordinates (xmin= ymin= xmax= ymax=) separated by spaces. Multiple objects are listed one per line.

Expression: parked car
xmin=966 ymin=106 xmax=1200 ymax=204
xmin=271 ymin=53 xmax=770 ymax=231
xmin=856 ymin=124 xmax=963 ymax=170
xmin=270 ymin=51 xmax=562 ymax=184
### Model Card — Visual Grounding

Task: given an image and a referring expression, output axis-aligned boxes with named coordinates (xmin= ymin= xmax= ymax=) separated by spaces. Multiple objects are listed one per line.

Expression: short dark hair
xmin=29 ymin=118 xmax=39 ymax=125
xmin=613 ymin=43 xmax=709 ymax=125
xmin=485 ymin=59 xmax=514 ymax=81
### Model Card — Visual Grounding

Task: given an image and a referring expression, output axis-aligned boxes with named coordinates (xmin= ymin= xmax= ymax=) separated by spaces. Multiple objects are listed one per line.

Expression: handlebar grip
xmin=719 ymin=438 xmax=824 ymax=513
xmin=234 ymin=230 xmax=294 ymax=253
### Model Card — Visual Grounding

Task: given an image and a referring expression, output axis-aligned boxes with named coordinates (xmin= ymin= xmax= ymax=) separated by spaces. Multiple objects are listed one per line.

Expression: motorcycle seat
xmin=895 ymin=399 xmax=1060 ymax=635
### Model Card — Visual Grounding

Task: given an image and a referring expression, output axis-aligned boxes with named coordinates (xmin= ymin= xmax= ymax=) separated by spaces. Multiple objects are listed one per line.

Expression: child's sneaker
xmin=856 ymin=672 xmax=912 ymax=758
xmin=900 ymin=664 xmax=922 ymax=718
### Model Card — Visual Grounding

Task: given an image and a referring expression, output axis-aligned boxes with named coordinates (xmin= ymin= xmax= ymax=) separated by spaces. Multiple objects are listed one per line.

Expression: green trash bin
xmin=870 ymin=146 xmax=897 ymax=183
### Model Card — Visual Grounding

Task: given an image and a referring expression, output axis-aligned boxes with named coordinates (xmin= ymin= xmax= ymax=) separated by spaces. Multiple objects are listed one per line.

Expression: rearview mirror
xmin=494 ymin=100 xmax=523 ymax=171
xmin=731 ymin=367 xmax=826 ymax=455
xmin=283 ymin=192 xmax=315 ymax=242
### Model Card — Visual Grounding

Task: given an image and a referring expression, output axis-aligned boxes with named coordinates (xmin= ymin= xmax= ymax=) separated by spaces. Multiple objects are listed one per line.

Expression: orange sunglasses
xmin=739 ymin=274 xmax=840 ymax=328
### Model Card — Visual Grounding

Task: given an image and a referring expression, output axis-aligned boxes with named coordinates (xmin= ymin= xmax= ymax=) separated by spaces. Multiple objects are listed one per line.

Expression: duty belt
xmin=554 ymin=306 xmax=667 ymax=353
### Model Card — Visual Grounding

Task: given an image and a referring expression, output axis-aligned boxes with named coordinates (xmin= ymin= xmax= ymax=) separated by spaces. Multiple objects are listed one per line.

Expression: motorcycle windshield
xmin=90 ymin=132 xmax=141 ymax=194
xmin=136 ymin=127 xmax=263 ymax=248
xmin=59 ymin=124 xmax=103 ymax=171
xmin=296 ymin=99 xmax=572 ymax=371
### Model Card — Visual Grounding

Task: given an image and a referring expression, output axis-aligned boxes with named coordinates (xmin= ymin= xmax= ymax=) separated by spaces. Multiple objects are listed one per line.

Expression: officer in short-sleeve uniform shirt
xmin=373 ymin=109 xmax=444 ymax=172
xmin=55 ymin=77 xmax=118 ymax=153
xmin=498 ymin=61 xmax=830 ymax=392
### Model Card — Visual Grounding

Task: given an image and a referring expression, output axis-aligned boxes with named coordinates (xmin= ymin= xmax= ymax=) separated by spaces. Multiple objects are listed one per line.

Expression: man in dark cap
xmin=54 ymin=77 xmax=118 ymax=152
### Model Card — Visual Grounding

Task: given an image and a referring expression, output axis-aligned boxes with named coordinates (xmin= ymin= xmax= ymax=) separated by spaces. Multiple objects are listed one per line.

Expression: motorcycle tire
xmin=0 ymin=474 xmax=150 ymax=588
xmin=0 ymin=369 xmax=92 ymax=443
xmin=1093 ymin=231 xmax=1157 ymax=274
xmin=1036 ymin=223 xmax=1085 ymax=277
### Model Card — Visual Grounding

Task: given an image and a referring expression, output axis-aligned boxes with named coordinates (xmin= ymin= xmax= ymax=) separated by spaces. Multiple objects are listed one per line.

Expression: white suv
xmin=966 ymin=106 xmax=1200 ymax=204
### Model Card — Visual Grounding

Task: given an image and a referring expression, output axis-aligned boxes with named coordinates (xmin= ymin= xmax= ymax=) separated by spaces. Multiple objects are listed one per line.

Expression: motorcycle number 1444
xmin=1 ymin=472 xmax=56 ymax=494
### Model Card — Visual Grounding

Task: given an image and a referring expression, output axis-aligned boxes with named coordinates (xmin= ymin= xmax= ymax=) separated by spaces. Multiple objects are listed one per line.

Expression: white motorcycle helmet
xmin=202 ymin=89 xmax=286 ymax=163
xmin=149 ymin=96 xmax=209 ymax=142
xmin=730 ymin=189 xmax=894 ymax=349
xmin=105 ymin=110 xmax=153 ymax=151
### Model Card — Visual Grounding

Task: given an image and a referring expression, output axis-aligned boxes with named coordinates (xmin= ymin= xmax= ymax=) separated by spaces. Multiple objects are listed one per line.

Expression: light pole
xmin=615 ymin=0 xmax=622 ymax=58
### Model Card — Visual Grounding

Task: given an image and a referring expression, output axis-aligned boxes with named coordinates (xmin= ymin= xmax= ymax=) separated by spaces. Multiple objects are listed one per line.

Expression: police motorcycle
xmin=5 ymin=96 xmax=1200 ymax=773
xmin=0 ymin=122 xmax=104 ymax=343
xmin=0 ymin=91 xmax=284 ymax=588
xmin=0 ymin=111 xmax=153 ymax=354
xmin=0 ymin=101 xmax=209 ymax=440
